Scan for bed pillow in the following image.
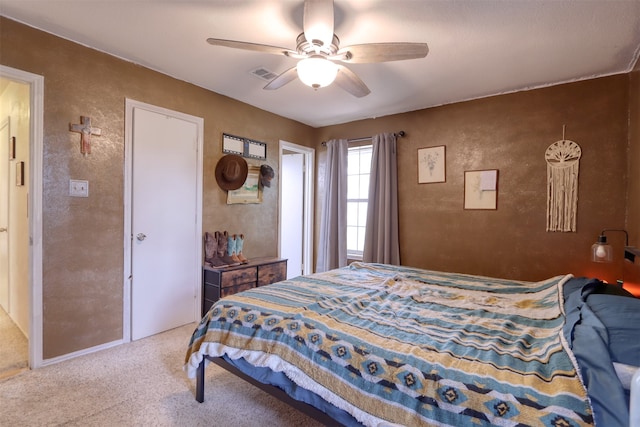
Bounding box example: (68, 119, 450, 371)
(586, 293, 640, 366)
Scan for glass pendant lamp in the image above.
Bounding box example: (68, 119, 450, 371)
(297, 56, 338, 89)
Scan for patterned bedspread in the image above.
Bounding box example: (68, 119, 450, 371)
(185, 263, 593, 426)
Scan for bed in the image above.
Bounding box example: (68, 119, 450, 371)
(184, 262, 640, 426)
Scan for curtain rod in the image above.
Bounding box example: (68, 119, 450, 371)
(321, 131, 405, 146)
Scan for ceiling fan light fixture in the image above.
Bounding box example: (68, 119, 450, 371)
(297, 56, 338, 89)
(303, 0, 334, 49)
(206, 0, 428, 97)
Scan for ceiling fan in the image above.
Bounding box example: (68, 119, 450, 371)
(206, 0, 429, 97)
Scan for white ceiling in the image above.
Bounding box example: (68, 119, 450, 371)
(2, 1, 640, 128)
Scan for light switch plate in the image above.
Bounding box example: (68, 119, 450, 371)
(69, 179, 89, 197)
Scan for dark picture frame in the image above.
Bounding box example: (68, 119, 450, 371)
(464, 169, 498, 210)
(16, 161, 24, 186)
(9, 136, 16, 160)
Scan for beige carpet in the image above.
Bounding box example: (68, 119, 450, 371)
(0, 323, 326, 426)
(0, 307, 28, 379)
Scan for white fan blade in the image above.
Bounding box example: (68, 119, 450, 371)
(207, 38, 296, 56)
(337, 43, 429, 63)
(263, 67, 299, 90)
(334, 65, 370, 98)
(303, 0, 334, 49)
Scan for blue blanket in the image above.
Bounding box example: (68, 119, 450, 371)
(186, 263, 593, 426)
(563, 278, 637, 427)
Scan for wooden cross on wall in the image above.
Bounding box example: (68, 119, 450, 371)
(69, 116, 102, 155)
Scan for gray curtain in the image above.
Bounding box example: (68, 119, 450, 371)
(316, 139, 349, 272)
(363, 133, 400, 265)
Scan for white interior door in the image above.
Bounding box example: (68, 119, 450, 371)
(279, 141, 314, 278)
(0, 118, 9, 311)
(130, 106, 201, 340)
(281, 153, 304, 278)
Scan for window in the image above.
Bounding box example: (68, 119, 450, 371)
(347, 144, 372, 259)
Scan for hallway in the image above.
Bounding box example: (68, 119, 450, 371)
(0, 307, 27, 379)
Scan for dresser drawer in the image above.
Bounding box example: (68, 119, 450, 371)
(221, 282, 254, 298)
(203, 268, 220, 285)
(258, 260, 287, 287)
(202, 298, 215, 316)
(202, 257, 287, 317)
(219, 267, 257, 288)
(203, 283, 220, 302)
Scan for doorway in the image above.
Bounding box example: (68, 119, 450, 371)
(278, 141, 314, 278)
(0, 115, 28, 378)
(123, 99, 203, 341)
(1, 117, 10, 312)
(0, 65, 45, 369)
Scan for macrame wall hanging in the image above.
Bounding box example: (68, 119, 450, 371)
(545, 126, 581, 232)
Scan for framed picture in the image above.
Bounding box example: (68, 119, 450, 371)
(222, 133, 244, 155)
(227, 165, 262, 204)
(245, 139, 266, 159)
(9, 136, 16, 160)
(16, 161, 24, 186)
(464, 169, 498, 210)
(222, 133, 267, 160)
(418, 145, 445, 183)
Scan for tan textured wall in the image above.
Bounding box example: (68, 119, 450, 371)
(0, 18, 313, 358)
(315, 76, 629, 284)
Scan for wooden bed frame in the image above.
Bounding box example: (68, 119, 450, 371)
(195, 356, 342, 426)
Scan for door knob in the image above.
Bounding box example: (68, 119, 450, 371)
(0, 227, 6, 232)
(136, 233, 147, 241)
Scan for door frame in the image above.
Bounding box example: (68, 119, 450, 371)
(1, 117, 10, 312)
(0, 65, 44, 368)
(123, 99, 203, 342)
(278, 141, 314, 276)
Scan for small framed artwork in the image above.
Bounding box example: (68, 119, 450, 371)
(222, 133, 244, 155)
(418, 145, 445, 183)
(222, 133, 267, 160)
(16, 161, 24, 186)
(9, 136, 16, 160)
(245, 139, 267, 160)
(227, 165, 262, 204)
(464, 169, 498, 210)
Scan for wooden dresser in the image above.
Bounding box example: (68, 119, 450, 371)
(202, 257, 287, 316)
